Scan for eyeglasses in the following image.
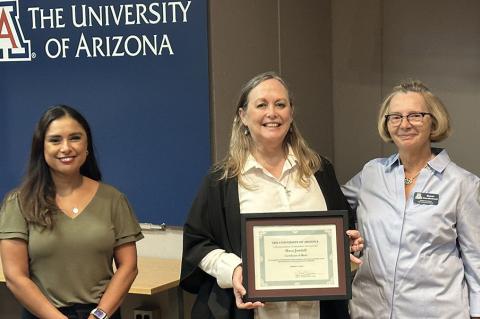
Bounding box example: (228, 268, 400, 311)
(385, 112, 431, 126)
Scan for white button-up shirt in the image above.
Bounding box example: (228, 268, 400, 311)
(200, 149, 327, 319)
(342, 149, 480, 319)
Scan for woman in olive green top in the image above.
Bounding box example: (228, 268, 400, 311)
(0, 105, 143, 319)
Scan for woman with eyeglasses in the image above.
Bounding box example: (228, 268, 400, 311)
(342, 80, 480, 319)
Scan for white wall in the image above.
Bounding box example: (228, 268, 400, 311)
(137, 228, 183, 259)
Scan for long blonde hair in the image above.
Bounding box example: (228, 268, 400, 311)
(213, 72, 321, 187)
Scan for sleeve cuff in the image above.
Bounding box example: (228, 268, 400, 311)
(199, 249, 242, 289)
(0, 232, 28, 241)
(115, 232, 144, 247)
(216, 253, 242, 288)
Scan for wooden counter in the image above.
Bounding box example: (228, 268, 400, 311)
(129, 257, 181, 295)
(0, 256, 181, 295)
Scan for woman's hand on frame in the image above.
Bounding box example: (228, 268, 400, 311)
(232, 265, 264, 310)
(347, 230, 364, 265)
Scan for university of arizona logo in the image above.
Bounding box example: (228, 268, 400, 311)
(0, 0, 31, 62)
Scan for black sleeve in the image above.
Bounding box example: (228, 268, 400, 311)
(179, 174, 252, 319)
(180, 174, 217, 293)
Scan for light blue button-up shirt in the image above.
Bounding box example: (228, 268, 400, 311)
(342, 149, 480, 319)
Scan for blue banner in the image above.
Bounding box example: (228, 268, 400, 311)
(0, 0, 210, 225)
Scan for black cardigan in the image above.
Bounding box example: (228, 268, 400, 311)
(180, 157, 353, 319)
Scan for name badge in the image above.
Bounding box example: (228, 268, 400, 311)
(413, 192, 439, 205)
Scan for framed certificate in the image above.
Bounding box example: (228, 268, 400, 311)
(240, 210, 351, 302)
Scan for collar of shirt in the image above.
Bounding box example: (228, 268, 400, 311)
(428, 148, 450, 174)
(242, 146, 298, 178)
(384, 147, 451, 174)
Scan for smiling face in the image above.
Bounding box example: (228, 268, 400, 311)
(239, 78, 293, 151)
(387, 92, 433, 153)
(43, 116, 88, 177)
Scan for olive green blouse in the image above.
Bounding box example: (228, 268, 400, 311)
(0, 183, 143, 307)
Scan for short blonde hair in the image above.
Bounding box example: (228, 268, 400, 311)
(377, 80, 451, 143)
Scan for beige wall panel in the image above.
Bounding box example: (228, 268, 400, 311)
(279, 0, 334, 160)
(383, 1, 480, 175)
(332, 1, 383, 183)
(209, 1, 280, 161)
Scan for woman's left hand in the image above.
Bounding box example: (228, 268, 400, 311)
(347, 230, 364, 265)
(232, 265, 264, 310)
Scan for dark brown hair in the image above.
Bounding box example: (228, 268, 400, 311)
(17, 105, 101, 228)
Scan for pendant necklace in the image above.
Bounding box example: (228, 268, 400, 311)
(57, 177, 83, 215)
(283, 182, 291, 196)
(404, 165, 427, 185)
(404, 173, 420, 185)
(403, 152, 434, 185)
(282, 158, 293, 196)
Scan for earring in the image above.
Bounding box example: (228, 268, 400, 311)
(244, 127, 250, 136)
(86, 150, 89, 156)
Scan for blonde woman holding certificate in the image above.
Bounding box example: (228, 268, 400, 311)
(181, 72, 363, 319)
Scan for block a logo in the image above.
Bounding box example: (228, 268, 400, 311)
(0, 0, 31, 62)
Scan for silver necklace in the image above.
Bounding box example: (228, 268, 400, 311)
(404, 165, 427, 185)
(404, 173, 421, 185)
